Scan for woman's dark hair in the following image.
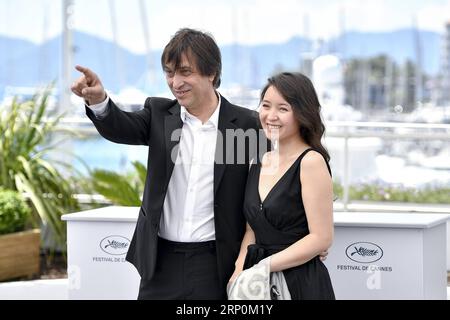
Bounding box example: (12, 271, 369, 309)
(260, 72, 330, 162)
(161, 28, 222, 88)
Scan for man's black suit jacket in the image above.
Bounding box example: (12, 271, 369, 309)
(86, 94, 264, 290)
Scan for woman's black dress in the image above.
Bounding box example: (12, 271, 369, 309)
(243, 148, 335, 300)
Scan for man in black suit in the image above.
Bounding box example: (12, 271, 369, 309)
(71, 28, 265, 299)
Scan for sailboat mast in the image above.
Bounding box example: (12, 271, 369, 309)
(339, 6, 346, 61)
(139, 0, 153, 88)
(413, 16, 424, 104)
(108, 0, 125, 90)
(39, 1, 50, 85)
(61, 0, 75, 113)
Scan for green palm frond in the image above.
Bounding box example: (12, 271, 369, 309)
(91, 169, 142, 206)
(132, 161, 147, 190)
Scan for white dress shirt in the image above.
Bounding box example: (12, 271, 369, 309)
(88, 95, 221, 242)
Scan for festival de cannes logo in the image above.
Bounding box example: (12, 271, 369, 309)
(100, 236, 130, 255)
(345, 242, 383, 263)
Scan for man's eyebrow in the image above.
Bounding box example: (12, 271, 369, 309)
(163, 65, 192, 71)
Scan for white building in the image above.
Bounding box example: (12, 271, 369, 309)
(312, 54, 362, 121)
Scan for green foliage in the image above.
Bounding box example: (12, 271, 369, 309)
(0, 188, 32, 235)
(333, 182, 343, 201)
(132, 161, 147, 189)
(90, 161, 146, 206)
(0, 86, 81, 249)
(333, 181, 450, 204)
(343, 55, 421, 111)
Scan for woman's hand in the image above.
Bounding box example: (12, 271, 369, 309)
(228, 269, 242, 284)
(319, 249, 328, 261)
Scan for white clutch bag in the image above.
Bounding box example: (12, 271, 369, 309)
(227, 256, 291, 300)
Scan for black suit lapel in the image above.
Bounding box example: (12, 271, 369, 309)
(214, 96, 238, 196)
(164, 104, 183, 182)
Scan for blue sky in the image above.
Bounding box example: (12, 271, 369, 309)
(1, 0, 450, 54)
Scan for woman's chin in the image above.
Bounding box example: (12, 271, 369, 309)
(264, 130, 280, 141)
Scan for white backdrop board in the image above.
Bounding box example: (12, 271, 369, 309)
(63, 208, 449, 300)
(62, 206, 140, 300)
(324, 212, 449, 300)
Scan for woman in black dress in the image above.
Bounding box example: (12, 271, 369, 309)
(229, 72, 335, 299)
